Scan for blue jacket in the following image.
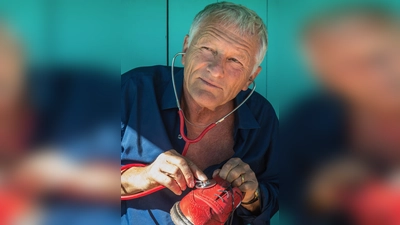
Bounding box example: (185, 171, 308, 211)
(121, 66, 279, 225)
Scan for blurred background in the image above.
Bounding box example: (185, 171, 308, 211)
(278, 1, 400, 225)
(0, 0, 120, 224)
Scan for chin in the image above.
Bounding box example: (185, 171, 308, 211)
(196, 100, 219, 111)
(192, 95, 221, 111)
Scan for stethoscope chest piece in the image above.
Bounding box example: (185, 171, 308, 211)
(195, 179, 217, 189)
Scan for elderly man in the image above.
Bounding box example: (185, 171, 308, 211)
(121, 2, 278, 224)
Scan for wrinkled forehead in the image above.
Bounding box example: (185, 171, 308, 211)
(192, 21, 259, 59)
(198, 16, 262, 42)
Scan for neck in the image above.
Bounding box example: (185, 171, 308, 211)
(181, 86, 234, 127)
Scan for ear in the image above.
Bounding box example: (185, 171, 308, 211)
(242, 66, 261, 91)
(181, 35, 189, 65)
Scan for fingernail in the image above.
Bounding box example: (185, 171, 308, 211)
(190, 180, 194, 188)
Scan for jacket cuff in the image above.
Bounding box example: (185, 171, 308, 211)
(235, 184, 276, 225)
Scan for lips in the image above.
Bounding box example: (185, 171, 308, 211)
(199, 78, 222, 89)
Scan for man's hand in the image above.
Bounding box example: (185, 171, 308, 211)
(122, 150, 207, 196)
(213, 158, 259, 203)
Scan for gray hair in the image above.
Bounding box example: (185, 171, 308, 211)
(188, 2, 268, 69)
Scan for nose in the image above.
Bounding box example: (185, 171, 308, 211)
(207, 56, 225, 78)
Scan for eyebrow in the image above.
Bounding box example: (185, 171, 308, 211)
(197, 38, 250, 61)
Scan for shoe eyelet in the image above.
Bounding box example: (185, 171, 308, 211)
(195, 179, 217, 189)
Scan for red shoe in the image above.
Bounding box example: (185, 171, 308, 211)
(170, 175, 243, 225)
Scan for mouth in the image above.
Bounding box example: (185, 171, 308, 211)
(199, 78, 222, 89)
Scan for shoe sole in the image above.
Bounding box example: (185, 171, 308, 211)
(170, 201, 194, 225)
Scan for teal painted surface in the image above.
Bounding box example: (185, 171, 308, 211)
(121, 0, 167, 73)
(0, 0, 121, 68)
(48, 1, 120, 66)
(265, 0, 280, 115)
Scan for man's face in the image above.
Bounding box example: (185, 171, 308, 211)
(181, 22, 261, 111)
(304, 20, 400, 112)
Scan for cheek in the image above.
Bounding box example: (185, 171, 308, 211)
(185, 55, 215, 81)
(186, 52, 210, 70)
(225, 70, 249, 93)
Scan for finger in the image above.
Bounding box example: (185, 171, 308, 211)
(168, 150, 207, 181)
(186, 159, 207, 181)
(219, 158, 241, 180)
(212, 169, 221, 178)
(226, 166, 247, 183)
(240, 182, 257, 201)
(160, 163, 187, 191)
(153, 170, 182, 195)
(232, 173, 245, 187)
(165, 149, 179, 156)
(165, 155, 195, 187)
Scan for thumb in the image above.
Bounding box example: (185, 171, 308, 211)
(193, 170, 208, 181)
(186, 159, 207, 181)
(212, 169, 221, 178)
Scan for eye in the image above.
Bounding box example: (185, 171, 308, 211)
(201, 46, 212, 51)
(229, 58, 242, 65)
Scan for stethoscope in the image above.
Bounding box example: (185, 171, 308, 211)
(121, 52, 256, 200)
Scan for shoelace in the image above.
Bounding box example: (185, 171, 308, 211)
(213, 186, 237, 225)
(227, 186, 236, 225)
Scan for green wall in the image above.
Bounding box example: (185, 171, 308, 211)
(0, 0, 119, 68)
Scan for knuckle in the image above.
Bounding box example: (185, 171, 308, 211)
(249, 171, 256, 178)
(186, 159, 194, 167)
(229, 169, 240, 177)
(157, 153, 167, 161)
(152, 172, 164, 183)
(176, 157, 185, 165)
(232, 158, 241, 163)
(171, 166, 179, 174)
(165, 178, 174, 186)
(182, 168, 191, 175)
(242, 183, 252, 191)
(223, 163, 232, 170)
(243, 163, 251, 170)
(233, 179, 241, 187)
(175, 173, 182, 181)
(184, 172, 192, 179)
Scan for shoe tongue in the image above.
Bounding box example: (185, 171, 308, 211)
(213, 175, 230, 188)
(213, 176, 244, 207)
